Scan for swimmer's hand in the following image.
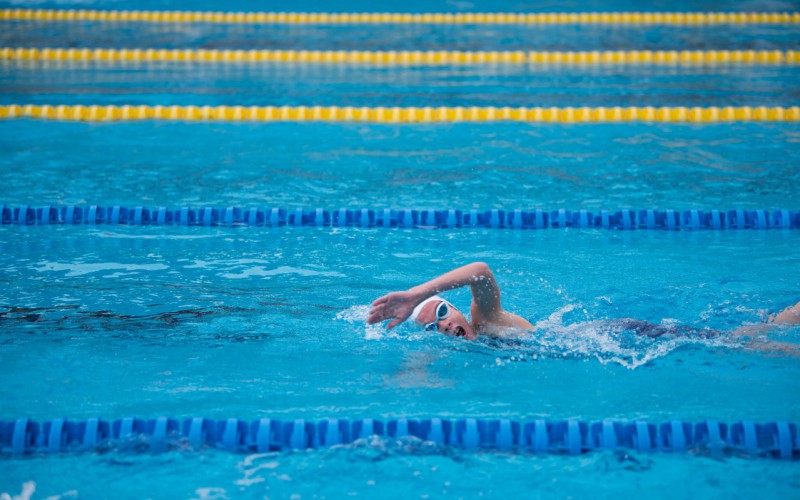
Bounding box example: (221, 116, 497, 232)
(368, 291, 419, 329)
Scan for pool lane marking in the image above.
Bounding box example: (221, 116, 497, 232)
(1, 9, 799, 24)
(0, 417, 794, 456)
(1, 105, 798, 122)
(3, 48, 798, 65)
(5, 206, 797, 230)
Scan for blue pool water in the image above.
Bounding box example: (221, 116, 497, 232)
(1, 0, 800, 498)
(1, 122, 799, 209)
(1, 227, 799, 497)
(3, 63, 800, 107)
(4, 21, 800, 51)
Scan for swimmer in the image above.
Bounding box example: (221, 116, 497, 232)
(368, 262, 532, 340)
(367, 262, 800, 342)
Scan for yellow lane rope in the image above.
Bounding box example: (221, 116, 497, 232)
(3, 48, 798, 65)
(1, 105, 798, 122)
(1, 9, 799, 24)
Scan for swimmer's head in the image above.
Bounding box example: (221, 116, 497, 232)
(411, 296, 476, 340)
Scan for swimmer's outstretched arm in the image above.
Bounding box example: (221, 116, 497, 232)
(367, 262, 502, 329)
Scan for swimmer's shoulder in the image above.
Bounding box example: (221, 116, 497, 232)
(502, 310, 535, 332)
(475, 311, 535, 337)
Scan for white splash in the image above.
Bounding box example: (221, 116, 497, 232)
(527, 304, 729, 369)
(335, 305, 386, 339)
(190, 487, 228, 500)
(0, 482, 35, 500)
(335, 305, 433, 342)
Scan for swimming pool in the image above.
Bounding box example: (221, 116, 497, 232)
(1, 0, 799, 498)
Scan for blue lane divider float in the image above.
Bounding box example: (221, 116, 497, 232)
(0, 418, 797, 458)
(2, 205, 799, 230)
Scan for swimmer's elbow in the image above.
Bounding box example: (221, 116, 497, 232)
(470, 262, 494, 280)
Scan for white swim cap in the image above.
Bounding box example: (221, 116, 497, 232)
(410, 295, 454, 325)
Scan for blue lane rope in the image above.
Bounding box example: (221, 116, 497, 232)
(2, 205, 799, 230)
(0, 418, 796, 458)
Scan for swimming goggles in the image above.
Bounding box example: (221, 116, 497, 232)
(423, 301, 452, 332)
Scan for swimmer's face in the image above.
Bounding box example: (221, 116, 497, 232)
(417, 300, 476, 340)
